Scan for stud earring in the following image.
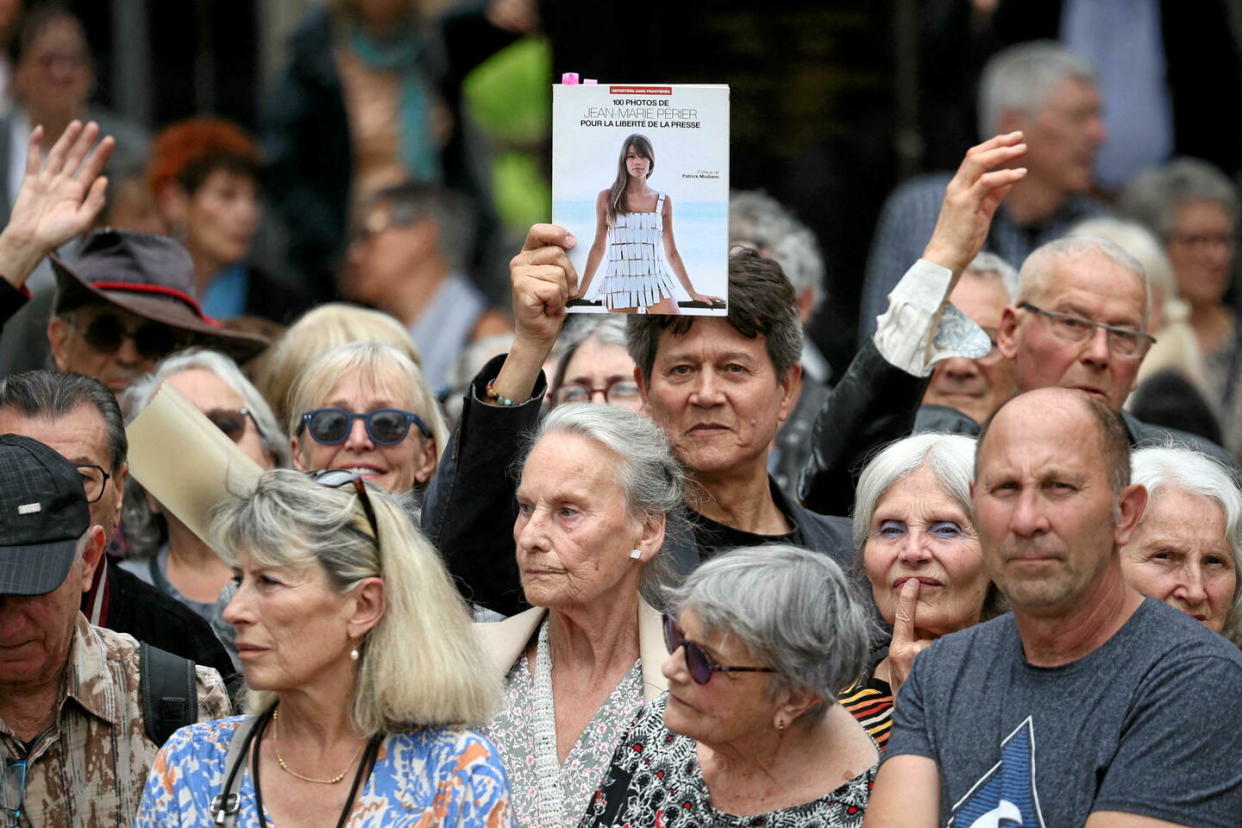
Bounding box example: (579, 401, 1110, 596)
(630, 548, 642, 559)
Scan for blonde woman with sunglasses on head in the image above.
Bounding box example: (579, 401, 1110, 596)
(135, 469, 510, 826)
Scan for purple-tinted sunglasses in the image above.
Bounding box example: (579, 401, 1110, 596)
(662, 613, 777, 685)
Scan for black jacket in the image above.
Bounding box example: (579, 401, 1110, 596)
(799, 339, 934, 518)
(91, 558, 237, 688)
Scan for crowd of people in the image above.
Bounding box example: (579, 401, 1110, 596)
(0, 2, 1241, 827)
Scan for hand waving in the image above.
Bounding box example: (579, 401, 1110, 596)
(922, 131, 1028, 275)
(10, 121, 115, 252)
(0, 121, 115, 289)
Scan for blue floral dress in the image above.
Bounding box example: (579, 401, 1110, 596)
(134, 716, 514, 826)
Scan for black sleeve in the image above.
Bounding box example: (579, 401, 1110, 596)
(0, 278, 29, 335)
(798, 339, 931, 517)
(421, 353, 546, 617)
(104, 560, 239, 697)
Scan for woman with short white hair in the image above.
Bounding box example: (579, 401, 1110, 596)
(136, 469, 510, 824)
(1122, 446, 1242, 645)
(582, 545, 878, 826)
(477, 402, 682, 826)
(843, 432, 999, 748)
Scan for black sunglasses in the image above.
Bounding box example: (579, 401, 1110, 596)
(68, 311, 189, 361)
(662, 613, 777, 685)
(206, 408, 261, 445)
(300, 408, 432, 447)
(311, 469, 380, 544)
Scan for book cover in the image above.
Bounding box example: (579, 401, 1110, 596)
(553, 83, 730, 316)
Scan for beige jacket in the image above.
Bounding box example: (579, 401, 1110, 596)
(475, 601, 667, 702)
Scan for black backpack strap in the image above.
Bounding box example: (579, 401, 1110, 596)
(140, 641, 198, 746)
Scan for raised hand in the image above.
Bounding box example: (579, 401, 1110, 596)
(922, 131, 1028, 275)
(886, 578, 935, 697)
(509, 223, 578, 348)
(490, 224, 578, 404)
(0, 121, 116, 288)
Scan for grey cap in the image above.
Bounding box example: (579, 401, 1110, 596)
(0, 434, 90, 595)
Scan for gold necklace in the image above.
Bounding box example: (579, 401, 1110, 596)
(271, 707, 367, 785)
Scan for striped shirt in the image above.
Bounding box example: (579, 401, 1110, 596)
(0, 614, 230, 826)
(841, 673, 894, 750)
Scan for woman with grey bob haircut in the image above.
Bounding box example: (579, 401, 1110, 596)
(845, 433, 997, 750)
(136, 469, 511, 823)
(478, 402, 684, 827)
(1123, 446, 1242, 646)
(581, 545, 879, 827)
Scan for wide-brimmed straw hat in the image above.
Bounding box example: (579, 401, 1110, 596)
(52, 229, 268, 362)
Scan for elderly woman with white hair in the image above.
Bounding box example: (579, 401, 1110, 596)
(136, 469, 510, 824)
(122, 348, 289, 620)
(841, 432, 999, 749)
(477, 403, 682, 827)
(582, 545, 878, 826)
(1122, 446, 1242, 645)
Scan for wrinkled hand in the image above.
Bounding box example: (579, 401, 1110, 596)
(922, 131, 1027, 274)
(7, 121, 115, 255)
(509, 224, 578, 347)
(887, 578, 934, 697)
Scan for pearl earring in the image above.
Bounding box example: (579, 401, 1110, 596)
(350, 648, 360, 661)
(630, 548, 642, 560)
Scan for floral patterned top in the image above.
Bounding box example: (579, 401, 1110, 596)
(578, 696, 876, 828)
(485, 651, 644, 826)
(134, 716, 514, 826)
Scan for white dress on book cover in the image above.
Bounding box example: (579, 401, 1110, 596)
(596, 191, 677, 309)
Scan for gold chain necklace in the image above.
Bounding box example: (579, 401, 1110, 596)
(272, 707, 367, 785)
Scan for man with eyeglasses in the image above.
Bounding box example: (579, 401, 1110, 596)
(0, 434, 229, 826)
(994, 234, 1228, 464)
(0, 370, 236, 686)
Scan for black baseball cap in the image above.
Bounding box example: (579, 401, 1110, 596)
(0, 434, 91, 595)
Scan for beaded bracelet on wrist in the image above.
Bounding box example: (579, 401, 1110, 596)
(484, 380, 519, 406)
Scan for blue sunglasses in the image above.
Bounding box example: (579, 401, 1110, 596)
(299, 408, 432, 446)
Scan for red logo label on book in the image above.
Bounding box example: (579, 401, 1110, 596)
(608, 86, 673, 95)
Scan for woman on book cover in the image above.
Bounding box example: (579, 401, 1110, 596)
(573, 134, 723, 313)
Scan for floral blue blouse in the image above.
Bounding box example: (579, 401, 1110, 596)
(134, 716, 514, 826)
